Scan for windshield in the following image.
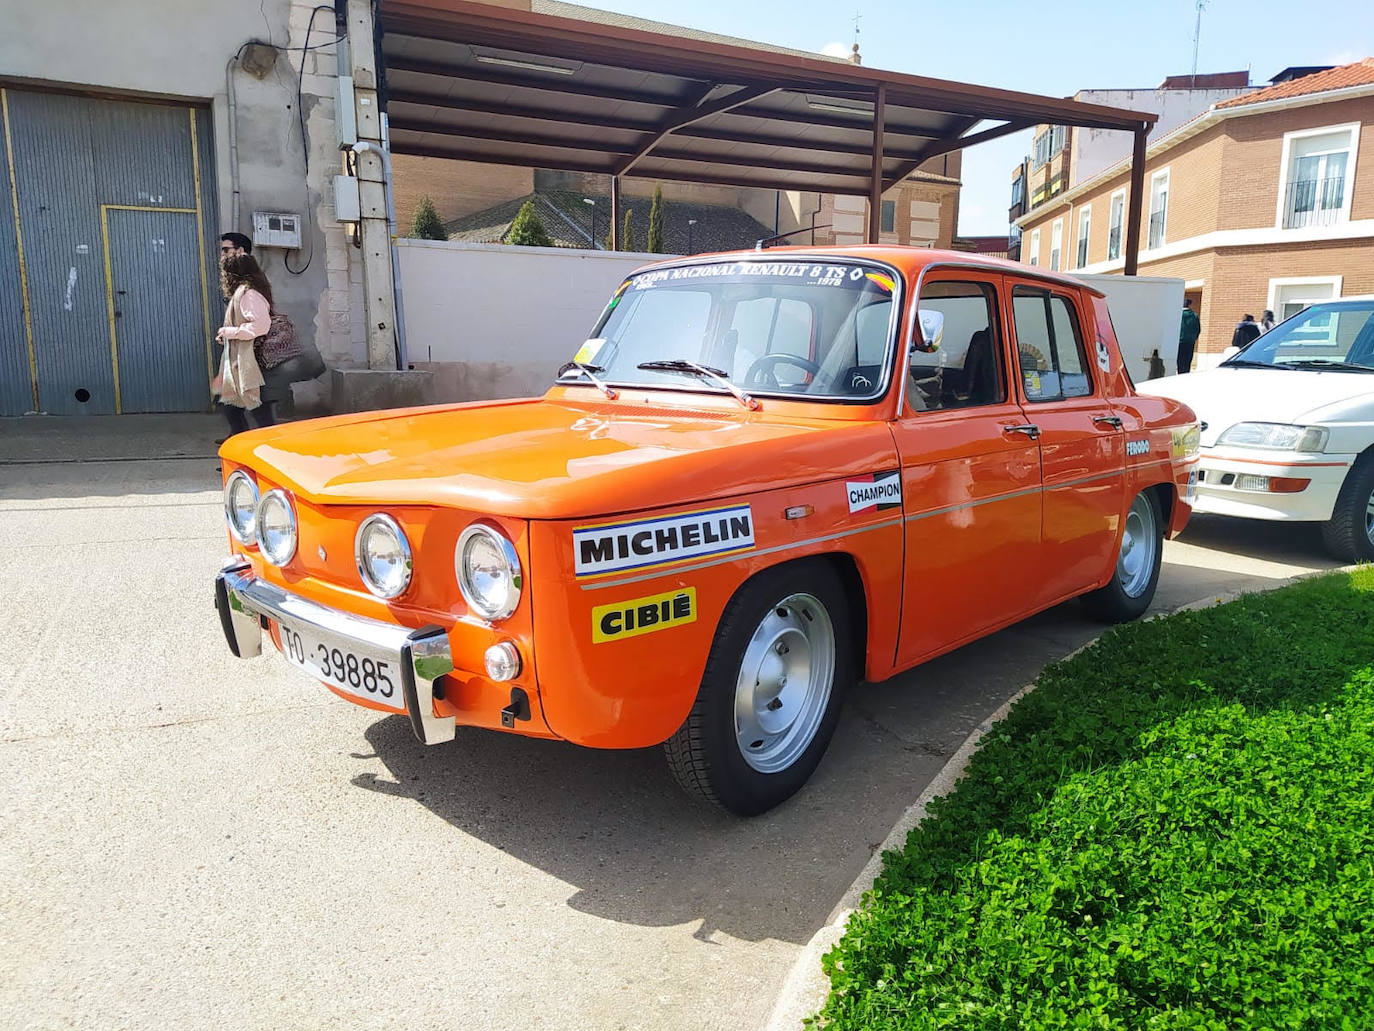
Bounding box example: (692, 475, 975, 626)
(560, 259, 900, 401)
(1223, 299, 1374, 370)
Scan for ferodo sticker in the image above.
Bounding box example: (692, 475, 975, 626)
(573, 504, 755, 578)
(593, 587, 697, 643)
(846, 470, 902, 514)
(1126, 438, 1151, 457)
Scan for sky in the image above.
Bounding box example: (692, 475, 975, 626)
(582, 0, 1374, 236)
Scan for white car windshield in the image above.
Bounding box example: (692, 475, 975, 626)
(560, 259, 900, 401)
(1225, 299, 1374, 371)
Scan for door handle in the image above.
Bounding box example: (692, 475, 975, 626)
(1003, 423, 1040, 440)
(1093, 415, 1124, 429)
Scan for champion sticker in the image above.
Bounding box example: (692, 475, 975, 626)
(1126, 438, 1150, 457)
(846, 470, 903, 514)
(592, 587, 697, 643)
(573, 504, 755, 578)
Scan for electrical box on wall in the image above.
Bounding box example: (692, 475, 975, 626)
(333, 175, 361, 223)
(335, 75, 357, 149)
(252, 211, 302, 249)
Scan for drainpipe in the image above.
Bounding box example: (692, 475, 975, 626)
(226, 55, 241, 227)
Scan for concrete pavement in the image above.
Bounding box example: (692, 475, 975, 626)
(0, 415, 1341, 1030)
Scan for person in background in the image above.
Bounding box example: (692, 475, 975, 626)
(1261, 309, 1276, 333)
(219, 232, 252, 261)
(1177, 297, 1201, 375)
(1231, 313, 1262, 352)
(213, 254, 276, 435)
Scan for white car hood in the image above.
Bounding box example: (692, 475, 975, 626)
(1141, 368, 1374, 446)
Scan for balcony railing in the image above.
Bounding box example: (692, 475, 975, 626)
(1148, 210, 1166, 249)
(1283, 176, 1346, 229)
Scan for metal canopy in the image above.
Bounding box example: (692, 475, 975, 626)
(379, 0, 1158, 266)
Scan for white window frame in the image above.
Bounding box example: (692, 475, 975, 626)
(1076, 207, 1091, 268)
(1274, 121, 1361, 228)
(1265, 275, 1343, 319)
(1049, 218, 1063, 271)
(1107, 188, 1126, 261)
(1147, 168, 1170, 249)
(1027, 228, 1040, 266)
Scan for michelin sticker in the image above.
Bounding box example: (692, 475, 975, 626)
(846, 470, 903, 514)
(573, 504, 755, 578)
(1125, 438, 1150, 457)
(592, 587, 697, 643)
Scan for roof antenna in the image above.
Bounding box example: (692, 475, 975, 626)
(1190, 0, 1207, 88)
(850, 10, 862, 65)
(756, 225, 833, 250)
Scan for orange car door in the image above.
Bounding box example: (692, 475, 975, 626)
(891, 273, 1043, 669)
(1006, 279, 1125, 608)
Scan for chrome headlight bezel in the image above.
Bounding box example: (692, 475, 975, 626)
(255, 489, 298, 566)
(456, 523, 523, 621)
(1216, 422, 1328, 452)
(355, 513, 413, 599)
(224, 470, 260, 546)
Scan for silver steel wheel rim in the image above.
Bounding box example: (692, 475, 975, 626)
(1117, 494, 1158, 598)
(734, 592, 835, 774)
(1364, 488, 1374, 545)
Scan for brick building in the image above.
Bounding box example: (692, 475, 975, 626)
(1015, 60, 1374, 361)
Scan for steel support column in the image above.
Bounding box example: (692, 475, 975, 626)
(1124, 126, 1148, 277)
(867, 84, 886, 244)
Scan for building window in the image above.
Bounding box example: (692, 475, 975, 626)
(1148, 169, 1169, 249)
(1107, 189, 1126, 261)
(1279, 124, 1358, 229)
(1010, 173, 1025, 207)
(1028, 228, 1040, 266)
(880, 199, 896, 234)
(1050, 218, 1063, 272)
(1267, 277, 1342, 321)
(1076, 207, 1091, 268)
(1032, 125, 1066, 169)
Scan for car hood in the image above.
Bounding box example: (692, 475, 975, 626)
(1140, 367, 1374, 446)
(221, 398, 897, 519)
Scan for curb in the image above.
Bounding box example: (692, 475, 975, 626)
(762, 563, 1358, 1031)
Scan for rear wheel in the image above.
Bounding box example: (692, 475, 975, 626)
(1083, 490, 1163, 623)
(1321, 455, 1374, 562)
(664, 562, 852, 816)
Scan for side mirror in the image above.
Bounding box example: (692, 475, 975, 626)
(912, 309, 944, 353)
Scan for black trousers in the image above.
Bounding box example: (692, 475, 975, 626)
(1177, 338, 1197, 375)
(220, 401, 276, 436)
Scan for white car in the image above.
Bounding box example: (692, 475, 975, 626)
(1144, 296, 1374, 561)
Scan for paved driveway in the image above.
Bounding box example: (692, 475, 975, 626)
(0, 416, 1341, 1031)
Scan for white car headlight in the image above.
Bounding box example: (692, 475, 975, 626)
(355, 514, 412, 599)
(1216, 422, 1328, 452)
(456, 523, 522, 620)
(224, 470, 259, 545)
(255, 489, 297, 566)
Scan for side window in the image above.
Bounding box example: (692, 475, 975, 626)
(907, 281, 1004, 413)
(1012, 287, 1094, 401)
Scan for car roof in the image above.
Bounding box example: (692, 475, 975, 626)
(631, 246, 1107, 297)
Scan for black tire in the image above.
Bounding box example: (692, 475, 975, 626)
(664, 561, 853, 816)
(1082, 489, 1164, 623)
(1321, 454, 1374, 562)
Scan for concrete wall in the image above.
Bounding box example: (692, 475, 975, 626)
(2, 0, 362, 411)
(396, 239, 668, 400)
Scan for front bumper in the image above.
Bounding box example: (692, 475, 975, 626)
(214, 557, 456, 746)
(1190, 449, 1352, 522)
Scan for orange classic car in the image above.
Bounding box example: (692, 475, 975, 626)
(215, 247, 1200, 815)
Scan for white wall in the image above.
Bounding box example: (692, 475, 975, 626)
(1075, 273, 1185, 381)
(397, 240, 671, 400)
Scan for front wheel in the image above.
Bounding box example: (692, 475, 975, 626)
(1082, 490, 1164, 623)
(1320, 455, 1374, 562)
(664, 562, 852, 816)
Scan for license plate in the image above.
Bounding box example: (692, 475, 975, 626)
(274, 617, 405, 712)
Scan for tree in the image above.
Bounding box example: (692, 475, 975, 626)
(621, 209, 636, 252)
(507, 200, 554, 248)
(409, 196, 447, 240)
(646, 184, 666, 253)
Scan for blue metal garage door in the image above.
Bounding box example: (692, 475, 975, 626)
(0, 87, 219, 415)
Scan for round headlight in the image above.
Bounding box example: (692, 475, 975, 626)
(355, 514, 412, 599)
(456, 523, 522, 620)
(224, 470, 259, 545)
(255, 489, 297, 566)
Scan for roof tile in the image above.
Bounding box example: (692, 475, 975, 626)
(1216, 58, 1374, 108)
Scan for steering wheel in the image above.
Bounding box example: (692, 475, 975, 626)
(743, 353, 821, 389)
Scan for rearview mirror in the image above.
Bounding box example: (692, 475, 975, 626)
(912, 309, 944, 353)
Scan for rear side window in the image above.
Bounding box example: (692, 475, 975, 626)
(1012, 287, 1093, 400)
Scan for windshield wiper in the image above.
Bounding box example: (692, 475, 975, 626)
(636, 360, 761, 410)
(1221, 359, 1296, 370)
(1283, 359, 1374, 373)
(557, 361, 618, 399)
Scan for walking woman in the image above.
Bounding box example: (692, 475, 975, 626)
(213, 253, 276, 435)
